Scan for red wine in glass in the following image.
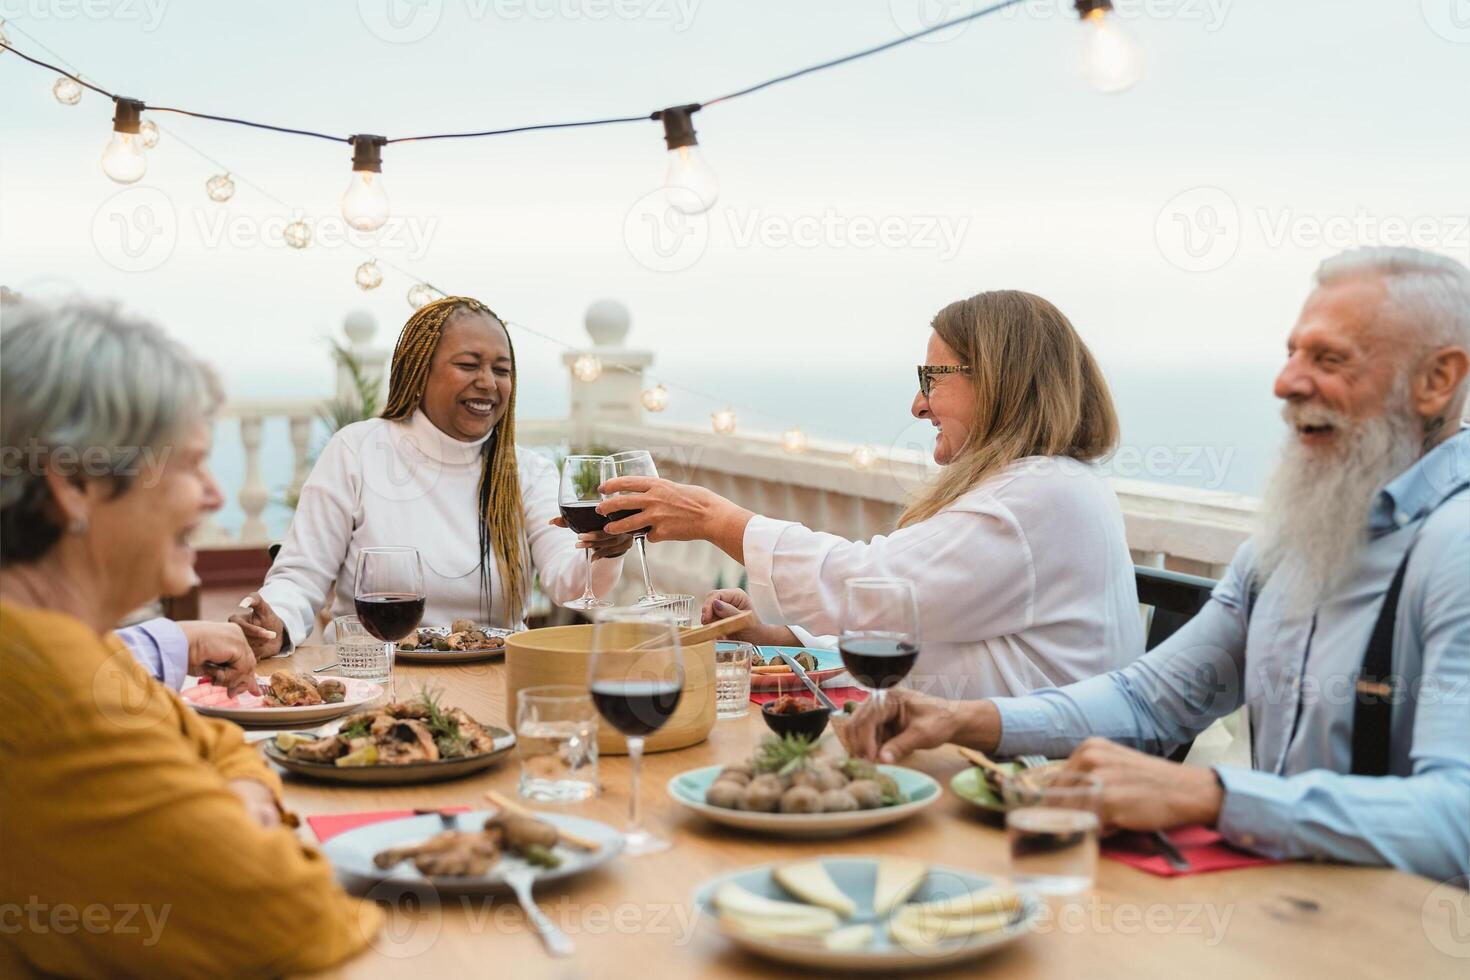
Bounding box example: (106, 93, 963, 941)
(838, 638, 919, 690)
(605, 507, 643, 530)
(590, 679, 683, 736)
(354, 593, 427, 642)
(560, 502, 611, 535)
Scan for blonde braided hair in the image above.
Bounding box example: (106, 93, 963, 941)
(381, 296, 528, 621)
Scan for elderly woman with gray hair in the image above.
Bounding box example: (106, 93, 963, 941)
(0, 299, 377, 975)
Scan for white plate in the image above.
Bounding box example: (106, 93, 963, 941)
(667, 764, 941, 837)
(693, 857, 1041, 972)
(182, 675, 382, 726)
(323, 810, 623, 896)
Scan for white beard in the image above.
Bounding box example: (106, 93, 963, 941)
(1253, 397, 1422, 616)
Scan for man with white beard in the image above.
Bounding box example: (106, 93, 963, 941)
(843, 246, 1470, 880)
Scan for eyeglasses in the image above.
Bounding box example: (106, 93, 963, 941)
(917, 364, 970, 398)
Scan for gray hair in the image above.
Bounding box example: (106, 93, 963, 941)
(0, 297, 222, 564)
(1314, 247, 1470, 352)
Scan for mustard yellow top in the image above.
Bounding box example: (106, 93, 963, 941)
(0, 601, 381, 977)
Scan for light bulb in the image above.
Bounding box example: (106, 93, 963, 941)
(100, 98, 148, 184)
(851, 445, 877, 470)
(571, 354, 603, 382)
(1078, 4, 1140, 94)
(641, 384, 669, 413)
(0, 19, 10, 52)
(407, 283, 442, 309)
(138, 119, 160, 148)
(711, 407, 737, 435)
(205, 173, 235, 202)
(355, 260, 383, 291)
(781, 427, 808, 454)
(53, 75, 82, 105)
(664, 145, 719, 215)
(657, 104, 718, 215)
(283, 220, 311, 249)
(342, 134, 389, 232)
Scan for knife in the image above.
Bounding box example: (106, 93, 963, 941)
(775, 651, 841, 714)
(1151, 830, 1192, 872)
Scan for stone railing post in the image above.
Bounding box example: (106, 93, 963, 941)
(340, 310, 389, 411)
(238, 416, 269, 544)
(563, 299, 653, 452)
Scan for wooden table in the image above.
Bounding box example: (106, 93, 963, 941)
(278, 646, 1466, 979)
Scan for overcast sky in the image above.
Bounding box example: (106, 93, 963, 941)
(3, 0, 1467, 443)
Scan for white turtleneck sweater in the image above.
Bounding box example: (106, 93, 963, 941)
(259, 410, 621, 643)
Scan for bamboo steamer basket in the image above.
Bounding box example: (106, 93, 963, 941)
(505, 624, 716, 755)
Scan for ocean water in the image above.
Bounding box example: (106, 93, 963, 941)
(208, 361, 1284, 541)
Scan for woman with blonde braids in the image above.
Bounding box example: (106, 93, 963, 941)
(233, 297, 629, 655)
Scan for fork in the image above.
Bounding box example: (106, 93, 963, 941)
(1016, 754, 1050, 771)
(503, 866, 574, 958)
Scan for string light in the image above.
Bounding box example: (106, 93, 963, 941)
(851, 445, 877, 470)
(641, 384, 669, 413)
(407, 283, 443, 310)
(342, 134, 389, 232)
(138, 119, 160, 148)
(52, 75, 81, 105)
(712, 407, 738, 435)
(780, 427, 808, 454)
(1075, 0, 1140, 94)
(354, 260, 383, 290)
(571, 354, 603, 382)
(283, 220, 311, 249)
(205, 172, 235, 201)
(655, 104, 718, 215)
(100, 98, 147, 184)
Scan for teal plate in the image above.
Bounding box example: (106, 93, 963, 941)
(668, 763, 940, 837)
(751, 645, 848, 692)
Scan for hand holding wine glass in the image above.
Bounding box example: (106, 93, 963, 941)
(839, 577, 920, 709)
(558, 455, 612, 610)
(588, 607, 685, 855)
(600, 450, 667, 605)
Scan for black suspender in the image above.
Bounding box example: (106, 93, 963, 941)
(1350, 547, 1414, 777)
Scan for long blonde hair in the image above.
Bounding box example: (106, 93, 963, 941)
(897, 290, 1119, 528)
(380, 296, 528, 620)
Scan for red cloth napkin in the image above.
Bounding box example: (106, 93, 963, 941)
(749, 688, 868, 706)
(1102, 825, 1277, 877)
(307, 807, 471, 844)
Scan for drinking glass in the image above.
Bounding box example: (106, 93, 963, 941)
(558, 455, 612, 610)
(714, 641, 753, 719)
(642, 593, 695, 628)
(516, 685, 599, 803)
(838, 577, 920, 710)
(334, 614, 393, 686)
(600, 450, 667, 605)
(1003, 772, 1103, 895)
(588, 607, 685, 855)
(353, 547, 427, 677)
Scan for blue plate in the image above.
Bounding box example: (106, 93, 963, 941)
(751, 645, 849, 691)
(668, 763, 941, 837)
(692, 856, 1040, 972)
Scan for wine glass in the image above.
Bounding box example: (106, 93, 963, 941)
(353, 547, 427, 671)
(558, 454, 612, 610)
(600, 450, 667, 605)
(588, 607, 685, 855)
(838, 577, 920, 710)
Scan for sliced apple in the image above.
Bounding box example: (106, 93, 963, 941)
(773, 861, 857, 918)
(872, 858, 927, 916)
(823, 924, 875, 952)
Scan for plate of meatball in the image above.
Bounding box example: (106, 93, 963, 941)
(666, 735, 942, 837)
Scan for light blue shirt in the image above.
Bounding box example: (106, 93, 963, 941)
(115, 618, 190, 691)
(993, 428, 1470, 880)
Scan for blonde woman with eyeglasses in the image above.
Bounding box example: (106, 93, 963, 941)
(600, 290, 1142, 699)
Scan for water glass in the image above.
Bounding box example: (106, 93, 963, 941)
(714, 641, 753, 719)
(1003, 772, 1103, 895)
(642, 593, 695, 628)
(516, 686, 599, 803)
(334, 615, 393, 685)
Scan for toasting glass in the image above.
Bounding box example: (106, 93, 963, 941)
(558, 454, 612, 610)
(838, 577, 920, 710)
(600, 450, 667, 605)
(353, 547, 427, 651)
(588, 607, 685, 855)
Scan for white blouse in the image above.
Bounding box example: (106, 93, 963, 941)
(259, 410, 621, 644)
(743, 456, 1142, 700)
